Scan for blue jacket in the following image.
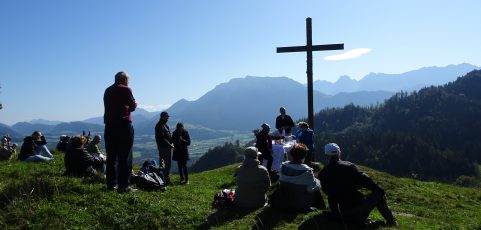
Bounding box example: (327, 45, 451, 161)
(295, 128, 314, 151)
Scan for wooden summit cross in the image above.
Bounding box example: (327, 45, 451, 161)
(277, 17, 344, 129)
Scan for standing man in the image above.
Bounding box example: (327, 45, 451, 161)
(155, 111, 173, 184)
(275, 107, 295, 135)
(104, 71, 137, 193)
(319, 143, 397, 227)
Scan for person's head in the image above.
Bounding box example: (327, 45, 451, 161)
(70, 135, 87, 149)
(289, 143, 308, 164)
(261, 123, 270, 132)
(324, 143, 341, 161)
(279, 107, 286, 115)
(115, 71, 129, 85)
(32, 131, 42, 139)
(176, 122, 184, 130)
(297, 121, 309, 131)
(93, 134, 101, 144)
(160, 111, 170, 122)
(244, 147, 261, 160)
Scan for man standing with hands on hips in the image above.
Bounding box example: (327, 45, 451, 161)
(155, 111, 173, 184)
(103, 71, 137, 193)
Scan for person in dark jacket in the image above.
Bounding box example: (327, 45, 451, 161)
(18, 131, 54, 162)
(172, 122, 191, 184)
(64, 135, 105, 177)
(275, 107, 295, 135)
(319, 143, 397, 227)
(155, 111, 173, 184)
(255, 123, 284, 172)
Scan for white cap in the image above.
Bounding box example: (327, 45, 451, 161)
(324, 143, 341, 156)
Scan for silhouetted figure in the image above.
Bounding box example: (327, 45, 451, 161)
(255, 123, 284, 172)
(275, 107, 295, 135)
(155, 111, 173, 184)
(319, 143, 397, 227)
(172, 122, 191, 184)
(103, 71, 137, 193)
(64, 135, 105, 177)
(235, 147, 271, 209)
(56, 135, 70, 152)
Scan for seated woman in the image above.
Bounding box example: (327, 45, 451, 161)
(18, 134, 54, 162)
(271, 143, 325, 211)
(235, 147, 271, 209)
(64, 135, 105, 177)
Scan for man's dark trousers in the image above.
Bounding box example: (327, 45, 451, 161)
(105, 122, 134, 189)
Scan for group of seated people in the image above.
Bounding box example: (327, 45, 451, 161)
(235, 143, 398, 227)
(17, 131, 107, 177)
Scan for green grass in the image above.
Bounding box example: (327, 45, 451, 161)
(1, 150, 481, 229)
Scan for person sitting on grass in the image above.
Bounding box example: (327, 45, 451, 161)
(319, 143, 397, 227)
(270, 143, 325, 211)
(64, 135, 105, 177)
(235, 147, 271, 209)
(86, 134, 107, 173)
(56, 135, 70, 152)
(18, 131, 54, 162)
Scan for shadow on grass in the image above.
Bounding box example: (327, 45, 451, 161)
(298, 212, 385, 230)
(197, 206, 257, 229)
(251, 206, 300, 229)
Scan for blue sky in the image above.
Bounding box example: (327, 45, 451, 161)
(1, 1, 480, 125)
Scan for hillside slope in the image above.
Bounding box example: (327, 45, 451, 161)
(1, 153, 481, 229)
(313, 70, 481, 182)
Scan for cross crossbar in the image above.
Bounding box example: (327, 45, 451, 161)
(277, 44, 344, 53)
(275, 17, 344, 129)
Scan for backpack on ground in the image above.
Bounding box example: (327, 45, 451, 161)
(212, 189, 236, 208)
(131, 171, 166, 191)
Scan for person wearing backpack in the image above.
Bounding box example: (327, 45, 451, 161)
(172, 122, 191, 184)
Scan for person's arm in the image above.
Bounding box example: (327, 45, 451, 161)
(39, 135, 47, 145)
(263, 169, 271, 192)
(275, 116, 281, 130)
(287, 116, 295, 128)
(182, 131, 191, 146)
(352, 164, 384, 193)
(126, 87, 136, 112)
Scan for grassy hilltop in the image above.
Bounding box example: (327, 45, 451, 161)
(1, 151, 481, 229)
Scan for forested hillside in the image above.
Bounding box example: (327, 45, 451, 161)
(314, 70, 481, 183)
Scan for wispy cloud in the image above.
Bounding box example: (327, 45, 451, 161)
(324, 48, 372, 61)
(138, 104, 171, 112)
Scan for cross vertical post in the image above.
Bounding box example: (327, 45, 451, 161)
(277, 17, 344, 129)
(306, 18, 314, 128)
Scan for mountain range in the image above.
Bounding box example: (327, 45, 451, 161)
(1, 63, 478, 137)
(314, 63, 479, 95)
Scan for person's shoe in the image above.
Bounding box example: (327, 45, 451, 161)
(107, 185, 118, 191)
(179, 179, 185, 184)
(117, 187, 137, 193)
